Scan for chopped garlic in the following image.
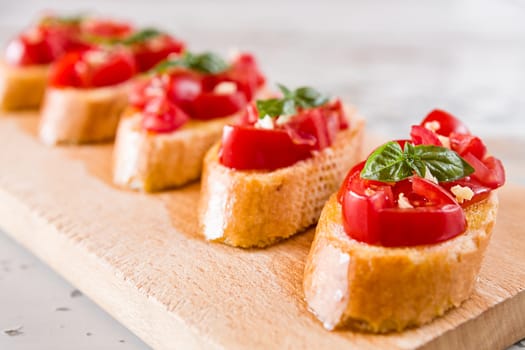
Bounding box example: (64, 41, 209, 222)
(424, 121, 441, 132)
(398, 193, 414, 209)
(84, 50, 110, 66)
(451, 185, 474, 204)
(437, 135, 451, 149)
(74, 61, 88, 76)
(147, 36, 165, 51)
(213, 81, 237, 95)
(275, 113, 294, 126)
(254, 115, 275, 129)
(25, 28, 43, 44)
(364, 188, 376, 196)
(424, 166, 438, 184)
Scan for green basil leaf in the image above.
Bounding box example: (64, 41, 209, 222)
(150, 52, 229, 75)
(256, 98, 297, 118)
(184, 52, 229, 74)
(413, 145, 475, 182)
(361, 141, 413, 181)
(277, 84, 293, 99)
(360, 141, 475, 183)
(294, 86, 329, 108)
(150, 59, 181, 73)
(122, 28, 161, 45)
(255, 84, 328, 119)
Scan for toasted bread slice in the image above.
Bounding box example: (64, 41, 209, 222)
(39, 84, 129, 145)
(113, 112, 235, 192)
(303, 191, 498, 332)
(198, 112, 365, 248)
(0, 60, 48, 110)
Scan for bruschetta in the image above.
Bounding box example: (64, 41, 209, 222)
(0, 15, 85, 110)
(113, 51, 266, 191)
(1, 14, 184, 112)
(39, 47, 136, 145)
(198, 85, 365, 248)
(303, 109, 506, 332)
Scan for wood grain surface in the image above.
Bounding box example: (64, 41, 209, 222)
(0, 113, 524, 350)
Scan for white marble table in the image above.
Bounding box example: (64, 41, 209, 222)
(1, 0, 524, 349)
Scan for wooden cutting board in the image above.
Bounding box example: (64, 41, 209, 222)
(0, 113, 524, 350)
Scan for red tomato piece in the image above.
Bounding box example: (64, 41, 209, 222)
(132, 34, 185, 72)
(166, 72, 203, 115)
(191, 91, 247, 120)
(81, 19, 133, 39)
(462, 153, 505, 189)
(89, 50, 136, 87)
(49, 48, 136, 88)
(141, 97, 189, 133)
(339, 161, 467, 247)
(219, 100, 347, 170)
(286, 106, 340, 150)
(421, 109, 470, 136)
(449, 132, 487, 159)
(441, 177, 492, 207)
(129, 79, 151, 109)
(5, 28, 62, 66)
(223, 53, 265, 100)
(219, 125, 312, 170)
(410, 125, 442, 146)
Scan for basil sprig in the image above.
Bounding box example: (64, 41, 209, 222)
(121, 28, 162, 45)
(360, 141, 474, 182)
(256, 84, 329, 119)
(151, 52, 229, 75)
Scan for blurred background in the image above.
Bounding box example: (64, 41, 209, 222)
(0, 0, 524, 349)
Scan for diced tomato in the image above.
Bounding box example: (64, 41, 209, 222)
(224, 53, 265, 100)
(410, 125, 442, 146)
(81, 19, 133, 39)
(219, 100, 347, 170)
(285, 104, 342, 150)
(192, 91, 247, 120)
(5, 28, 62, 66)
(339, 161, 467, 247)
(462, 153, 505, 189)
(49, 47, 136, 88)
(129, 79, 151, 109)
(132, 34, 185, 72)
(219, 125, 312, 170)
(141, 97, 189, 133)
(421, 109, 470, 136)
(166, 71, 202, 115)
(449, 132, 487, 159)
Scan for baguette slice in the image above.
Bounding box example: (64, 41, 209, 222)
(198, 111, 365, 248)
(0, 60, 48, 110)
(113, 112, 235, 192)
(39, 84, 129, 145)
(303, 191, 498, 332)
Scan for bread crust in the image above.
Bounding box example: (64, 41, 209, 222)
(0, 60, 48, 110)
(303, 191, 499, 332)
(39, 84, 129, 145)
(198, 112, 365, 248)
(113, 112, 234, 192)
